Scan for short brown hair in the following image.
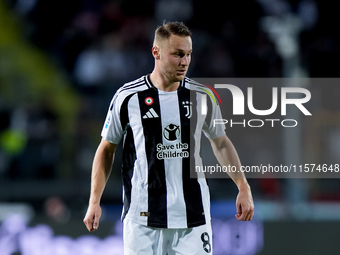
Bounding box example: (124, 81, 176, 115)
(154, 21, 191, 46)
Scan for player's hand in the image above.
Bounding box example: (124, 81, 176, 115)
(235, 185, 254, 221)
(83, 204, 102, 232)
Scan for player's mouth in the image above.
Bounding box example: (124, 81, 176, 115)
(177, 70, 186, 75)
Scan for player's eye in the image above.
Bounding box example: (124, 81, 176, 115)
(173, 52, 184, 57)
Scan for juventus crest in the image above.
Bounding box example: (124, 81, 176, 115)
(182, 101, 192, 118)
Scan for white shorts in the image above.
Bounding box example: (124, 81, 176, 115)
(123, 219, 212, 255)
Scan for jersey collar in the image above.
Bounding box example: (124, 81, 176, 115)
(145, 74, 185, 91)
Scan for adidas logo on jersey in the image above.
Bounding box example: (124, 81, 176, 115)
(143, 108, 159, 119)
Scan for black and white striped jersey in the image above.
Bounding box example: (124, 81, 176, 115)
(101, 75, 225, 229)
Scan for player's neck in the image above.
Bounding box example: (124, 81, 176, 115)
(149, 71, 180, 92)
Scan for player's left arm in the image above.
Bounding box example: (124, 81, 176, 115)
(209, 135, 254, 221)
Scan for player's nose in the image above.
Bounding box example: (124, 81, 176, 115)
(180, 55, 190, 66)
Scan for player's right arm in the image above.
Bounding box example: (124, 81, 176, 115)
(83, 138, 117, 232)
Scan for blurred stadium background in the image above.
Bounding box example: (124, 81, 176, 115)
(0, 0, 340, 254)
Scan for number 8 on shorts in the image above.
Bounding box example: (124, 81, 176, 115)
(201, 232, 211, 253)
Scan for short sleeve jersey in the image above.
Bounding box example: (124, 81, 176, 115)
(101, 75, 225, 229)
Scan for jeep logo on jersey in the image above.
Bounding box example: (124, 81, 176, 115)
(163, 124, 180, 141)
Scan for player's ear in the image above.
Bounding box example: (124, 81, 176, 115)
(152, 46, 160, 60)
